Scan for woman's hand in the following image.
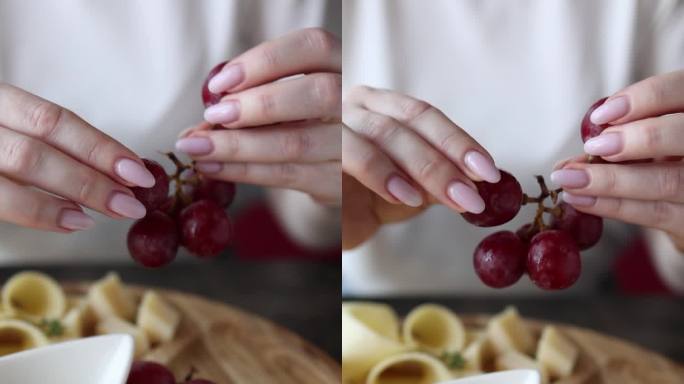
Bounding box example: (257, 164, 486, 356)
(0, 83, 153, 232)
(550, 70, 684, 250)
(176, 28, 341, 206)
(342, 86, 501, 249)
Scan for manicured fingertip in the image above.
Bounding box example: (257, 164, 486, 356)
(447, 181, 485, 213)
(58, 209, 95, 231)
(386, 175, 423, 207)
(590, 96, 629, 125)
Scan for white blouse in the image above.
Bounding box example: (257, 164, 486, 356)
(342, 0, 684, 294)
(0, 0, 336, 264)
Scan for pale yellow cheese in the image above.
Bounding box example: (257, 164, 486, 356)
(1, 271, 66, 321)
(96, 316, 150, 357)
(486, 307, 535, 355)
(536, 326, 578, 380)
(402, 303, 466, 354)
(136, 291, 181, 344)
(495, 350, 549, 384)
(87, 273, 136, 321)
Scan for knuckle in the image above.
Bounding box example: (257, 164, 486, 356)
(398, 98, 431, 123)
(347, 85, 373, 102)
(277, 163, 299, 187)
(28, 101, 65, 140)
(416, 155, 444, 181)
(354, 147, 385, 177)
(656, 166, 683, 199)
(75, 171, 99, 203)
(641, 122, 663, 152)
(313, 74, 342, 114)
(281, 131, 311, 160)
(651, 200, 673, 228)
(641, 80, 667, 107)
(258, 44, 280, 72)
(438, 131, 463, 154)
(258, 92, 277, 119)
(5, 137, 42, 174)
(301, 27, 338, 54)
(221, 132, 240, 158)
(362, 114, 399, 145)
(23, 198, 45, 226)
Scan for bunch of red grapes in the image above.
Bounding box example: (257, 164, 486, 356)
(127, 361, 215, 384)
(126, 62, 239, 268)
(467, 98, 608, 290)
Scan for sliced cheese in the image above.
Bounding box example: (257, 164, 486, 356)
(96, 316, 149, 357)
(487, 307, 535, 355)
(87, 273, 136, 321)
(536, 326, 578, 380)
(137, 291, 181, 344)
(495, 350, 549, 384)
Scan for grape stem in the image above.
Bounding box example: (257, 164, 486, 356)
(163, 152, 200, 213)
(524, 176, 564, 233)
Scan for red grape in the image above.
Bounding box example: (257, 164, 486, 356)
(132, 159, 169, 212)
(202, 61, 228, 107)
(193, 179, 236, 208)
(127, 361, 175, 384)
(581, 97, 608, 143)
(179, 200, 233, 258)
(551, 203, 603, 250)
(527, 230, 581, 290)
(127, 211, 178, 268)
(473, 231, 527, 288)
(515, 223, 539, 244)
(462, 170, 523, 227)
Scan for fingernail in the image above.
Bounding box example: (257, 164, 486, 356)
(447, 181, 485, 213)
(561, 192, 596, 207)
(386, 176, 423, 207)
(58, 209, 95, 231)
(590, 96, 629, 125)
(204, 100, 240, 124)
(175, 137, 213, 156)
(195, 162, 222, 174)
(108, 192, 146, 219)
(208, 64, 244, 94)
(114, 158, 156, 188)
(584, 132, 622, 156)
(464, 151, 501, 183)
(550, 169, 589, 189)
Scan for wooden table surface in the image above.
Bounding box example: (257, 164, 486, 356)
(0, 256, 341, 360)
(363, 296, 684, 363)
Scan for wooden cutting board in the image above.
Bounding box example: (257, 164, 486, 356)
(464, 315, 684, 384)
(64, 283, 341, 384)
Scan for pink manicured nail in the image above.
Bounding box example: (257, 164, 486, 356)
(195, 162, 223, 174)
(561, 192, 596, 207)
(175, 137, 214, 156)
(464, 151, 501, 183)
(590, 96, 629, 125)
(584, 132, 622, 156)
(58, 209, 95, 231)
(208, 64, 244, 94)
(108, 192, 146, 219)
(550, 169, 589, 189)
(204, 100, 240, 124)
(387, 176, 423, 207)
(114, 158, 156, 188)
(447, 181, 485, 213)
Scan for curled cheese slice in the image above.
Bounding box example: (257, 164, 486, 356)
(1, 271, 66, 320)
(536, 326, 578, 380)
(366, 352, 451, 384)
(96, 316, 150, 357)
(486, 307, 535, 356)
(342, 303, 407, 382)
(60, 299, 96, 340)
(402, 303, 465, 354)
(0, 319, 49, 357)
(87, 273, 136, 321)
(462, 336, 494, 372)
(136, 291, 181, 344)
(495, 350, 549, 384)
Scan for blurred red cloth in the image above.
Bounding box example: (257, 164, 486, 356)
(232, 201, 340, 261)
(614, 234, 672, 295)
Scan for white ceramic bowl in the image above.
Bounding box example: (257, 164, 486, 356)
(0, 334, 134, 384)
(438, 370, 540, 384)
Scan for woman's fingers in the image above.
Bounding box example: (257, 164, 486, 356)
(0, 175, 94, 232)
(0, 127, 145, 219)
(347, 86, 500, 183)
(197, 161, 341, 205)
(207, 28, 341, 95)
(551, 162, 684, 203)
(591, 70, 684, 125)
(0, 83, 154, 188)
(561, 192, 684, 235)
(342, 126, 422, 207)
(205, 73, 341, 127)
(585, 113, 684, 161)
(344, 105, 484, 213)
(177, 121, 340, 163)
